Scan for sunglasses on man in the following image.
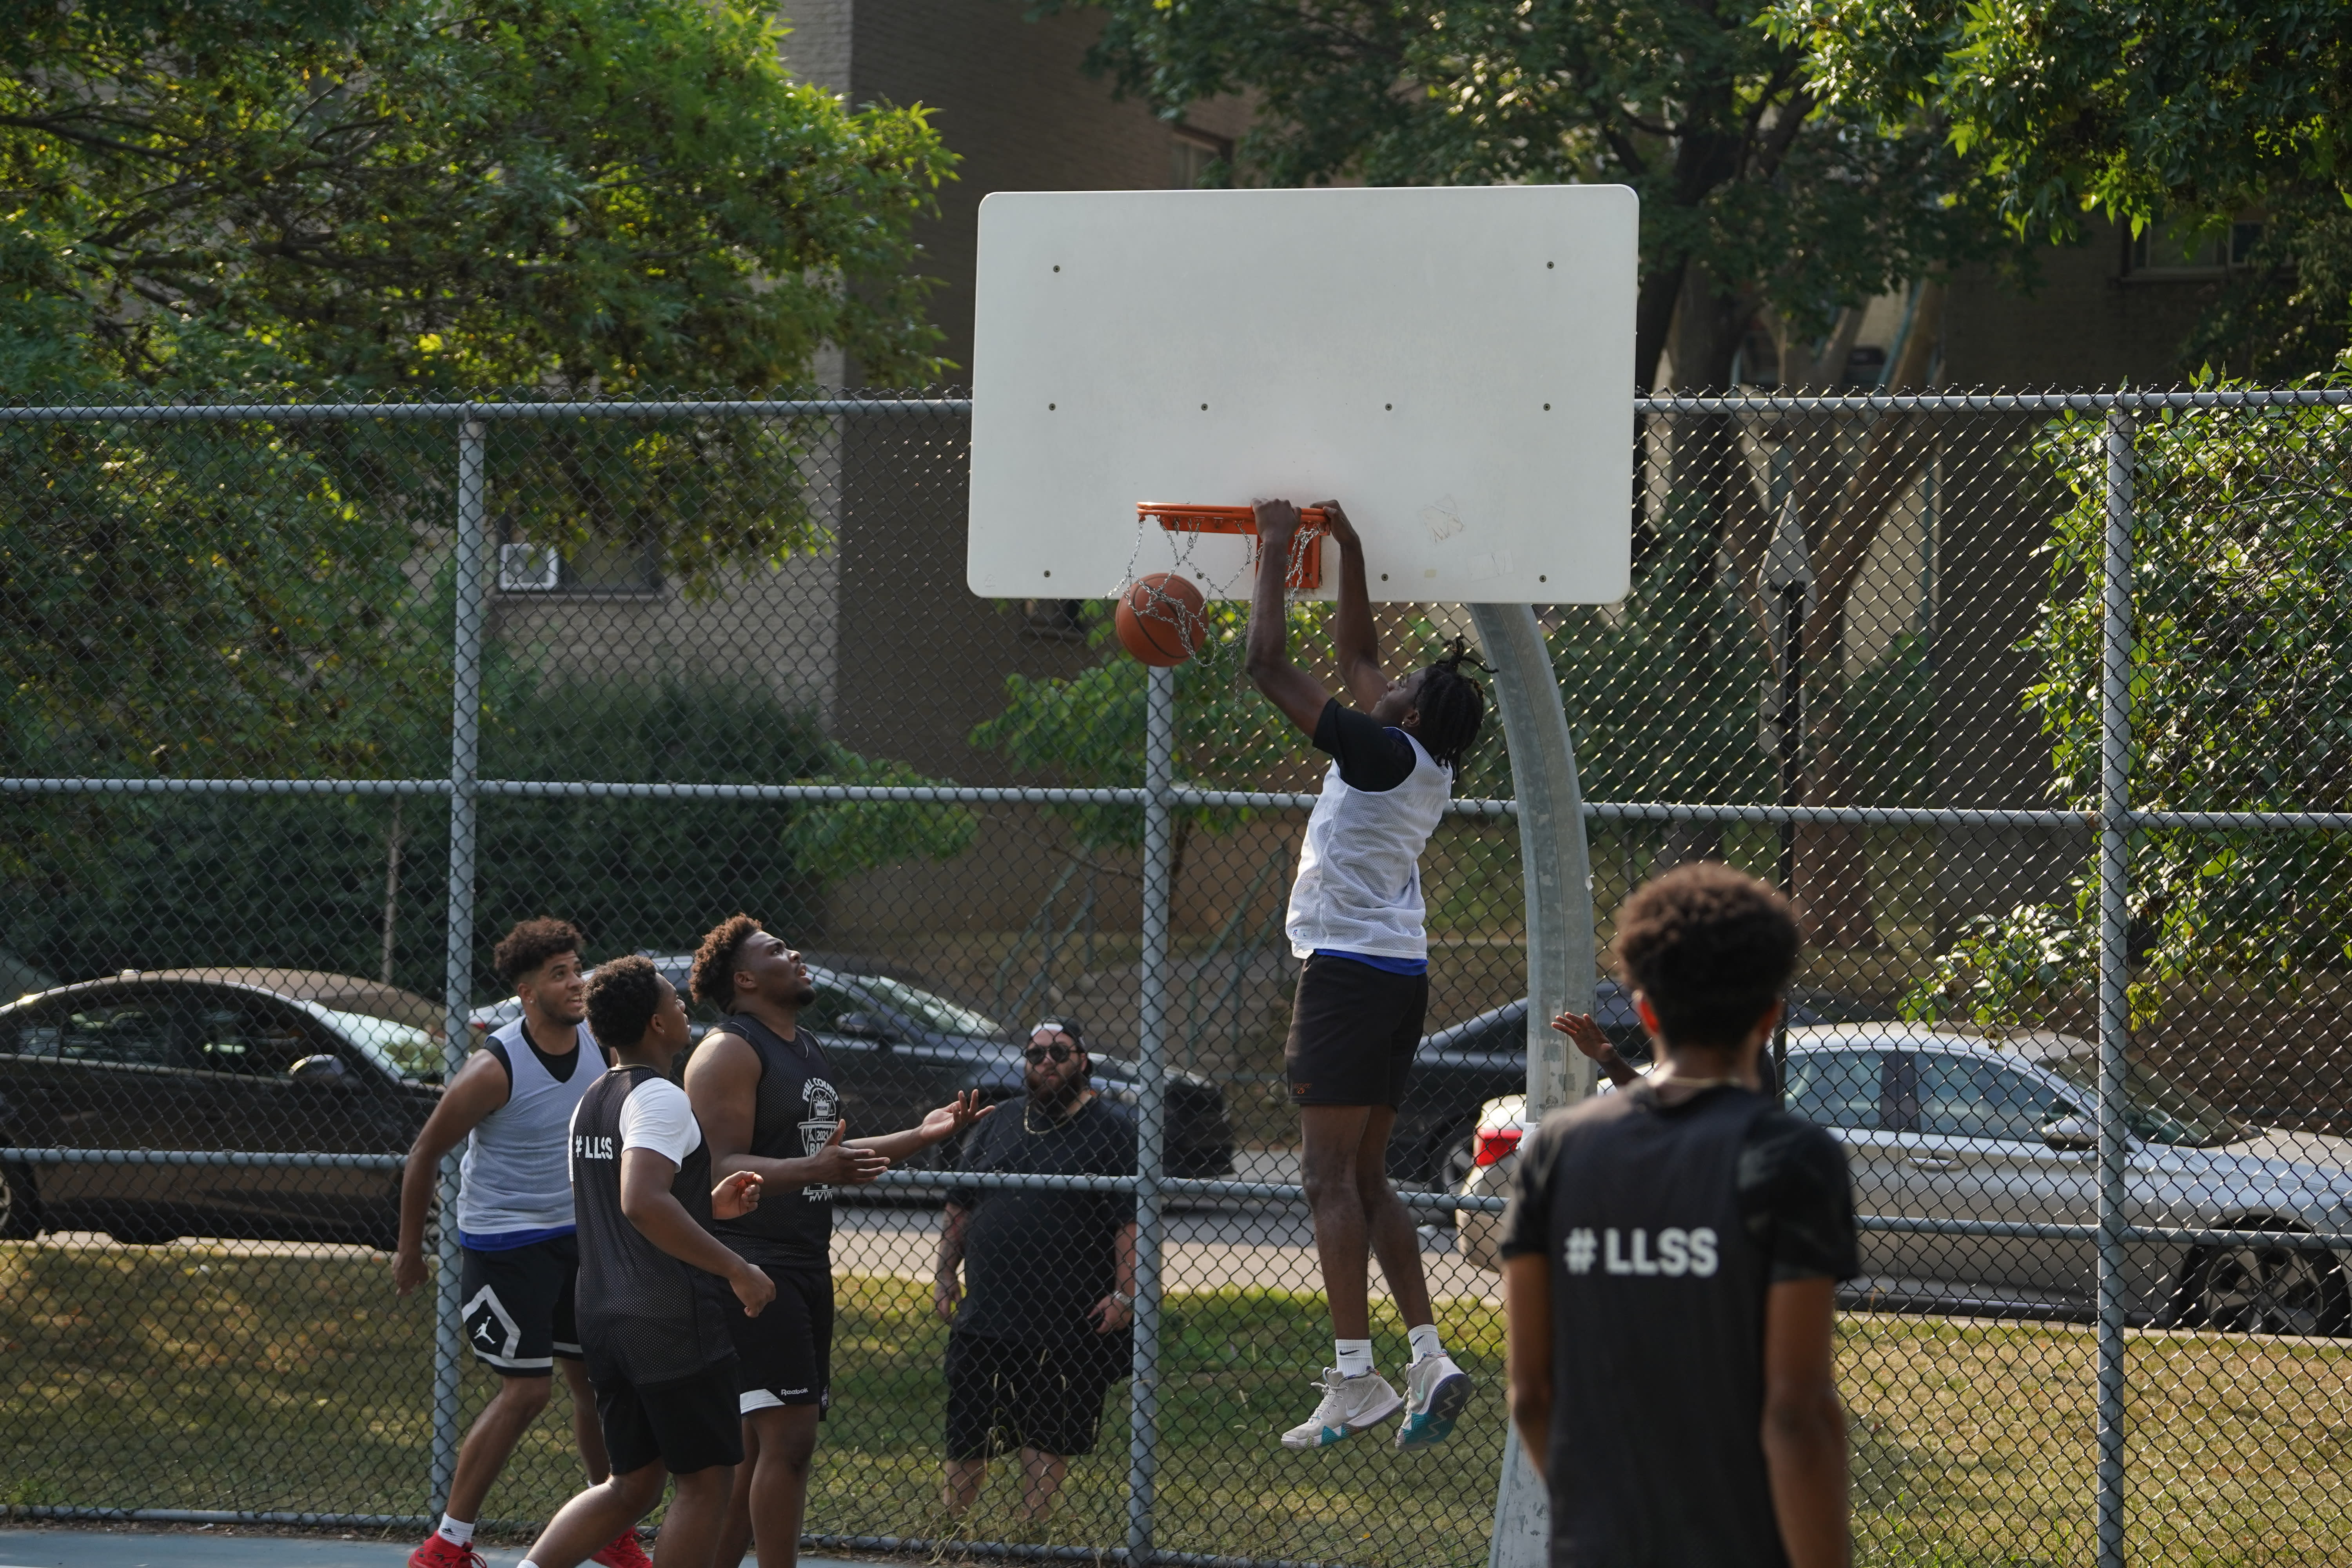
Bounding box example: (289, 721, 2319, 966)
(1024, 1039, 1079, 1063)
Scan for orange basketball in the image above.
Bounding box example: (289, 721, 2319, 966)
(1115, 572, 1208, 667)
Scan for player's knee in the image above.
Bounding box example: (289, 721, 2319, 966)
(495, 1374, 554, 1419)
(1301, 1153, 1361, 1208)
(607, 1461, 667, 1512)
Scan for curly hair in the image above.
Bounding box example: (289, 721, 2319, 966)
(690, 913, 762, 1011)
(494, 917, 582, 987)
(584, 954, 665, 1051)
(1414, 638, 1489, 771)
(1613, 862, 1800, 1050)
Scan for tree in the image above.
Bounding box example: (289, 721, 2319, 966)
(1768, 0, 2352, 375)
(1904, 365, 2352, 1028)
(1056, 0, 1998, 395)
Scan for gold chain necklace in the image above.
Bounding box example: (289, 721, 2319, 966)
(1024, 1090, 1093, 1135)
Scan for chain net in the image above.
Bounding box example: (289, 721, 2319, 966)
(2, 393, 2349, 1564)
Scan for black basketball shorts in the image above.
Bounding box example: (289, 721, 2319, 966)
(943, 1329, 1125, 1461)
(595, 1355, 745, 1477)
(1283, 953, 1428, 1108)
(459, 1234, 582, 1376)
(727, 1254, 832, 1417)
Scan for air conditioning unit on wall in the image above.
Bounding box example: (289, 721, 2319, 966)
(497, 543, 561, 592)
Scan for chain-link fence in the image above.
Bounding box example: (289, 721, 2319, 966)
(4, 388, 2350, 1566)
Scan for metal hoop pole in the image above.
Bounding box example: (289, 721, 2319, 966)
(1127, 661, 1175, 1566)
(2095, 408, 2136, 1568)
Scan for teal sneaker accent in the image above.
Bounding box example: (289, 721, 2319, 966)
(1396, 1357, 1472, 1449)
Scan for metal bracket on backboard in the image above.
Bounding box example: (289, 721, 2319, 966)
(1138, 504, 1326, 591)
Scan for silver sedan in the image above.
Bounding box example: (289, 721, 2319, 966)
(1459, 1024, 2352, 1335)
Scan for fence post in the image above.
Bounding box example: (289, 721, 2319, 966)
(1127, 661, 1174, 1566)
(1469, 603, 1597, 1568)
(433, 415, 490, 1514)
(2095, 406, 2136, 1568)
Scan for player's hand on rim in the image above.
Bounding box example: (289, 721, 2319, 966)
(711, 1170, 764, 1220)
(730, 1258, 777, 1317)
(1251, 497, 1301, 543)
(1313, 499, 1359, 550)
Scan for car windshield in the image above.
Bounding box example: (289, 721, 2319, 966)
(316, 1006, 445, 1083)
(852, 976, 1004, 1039)
(2042, 1050, 2253, 1148)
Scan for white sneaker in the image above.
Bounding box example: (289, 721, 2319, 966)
(1279, 1367, 1403, 1449)
(1395, 1353, 1471, 1448)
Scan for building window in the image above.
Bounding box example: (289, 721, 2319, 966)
(2124, 219, 2263, 279)
(1172, 128, 1230, 190)
(496, 534, 661, 595)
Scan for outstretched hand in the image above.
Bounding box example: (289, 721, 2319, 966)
(1551, 1011, 1639, 1087)
(711, 1170, 764, 1221)
(916, 1091, 996, 1146)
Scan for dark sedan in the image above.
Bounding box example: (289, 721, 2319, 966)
(0, 974, 444, 1246)
(1388, 982, 1866, 1192)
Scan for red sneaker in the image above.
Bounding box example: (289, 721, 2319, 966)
(592, 1529, 655, 1568)
(408, 1535, 487, 1568)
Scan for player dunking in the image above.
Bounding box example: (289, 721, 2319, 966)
(1243, 498, 1488, 1450)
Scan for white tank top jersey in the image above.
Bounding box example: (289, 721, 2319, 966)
(1285, 727, 1453, 961)
(456, 1017, 598, 1238)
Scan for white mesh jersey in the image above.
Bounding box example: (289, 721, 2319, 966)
(1284, 728, 1452, 961)
(455, 1018, 597, 1238)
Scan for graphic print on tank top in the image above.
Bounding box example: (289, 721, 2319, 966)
(706, 1013, 840, 1271)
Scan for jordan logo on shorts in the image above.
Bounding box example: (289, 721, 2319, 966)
(799, 1078, 840, 1200)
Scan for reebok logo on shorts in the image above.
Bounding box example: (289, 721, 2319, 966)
(1562, 1226, 1718, 1278)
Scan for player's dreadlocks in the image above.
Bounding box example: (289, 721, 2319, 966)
(1413, 638, 1490, 771)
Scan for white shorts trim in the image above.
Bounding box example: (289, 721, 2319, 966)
(739, 1387, 813, 1414)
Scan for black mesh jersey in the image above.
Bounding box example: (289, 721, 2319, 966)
(702, 1013, 839, 1271)
(1498, 1084, 1857, 1568)
(570, 1065, 737, 1387)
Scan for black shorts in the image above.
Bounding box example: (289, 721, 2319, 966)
(459, 1234, 582, 1375)
(595, 1356, 744, 1477)
(1284, 953, 1428, 1107)
(726, 1256, 831, 1416)
(944, 1330, 1125, 1461)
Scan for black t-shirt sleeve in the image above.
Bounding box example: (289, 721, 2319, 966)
(1737, 1112, 1861, 1283)
(1496, 1116, 1559, 1259)
(1312, 697, 1417, 793)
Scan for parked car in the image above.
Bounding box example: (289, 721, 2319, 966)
(1390, 982, 1862, 1193)
(0, 973, 444, 1246)
(472, 953, 1236, 1181)
(1454, 1024, 2352, 1336)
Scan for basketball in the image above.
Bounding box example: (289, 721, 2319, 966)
(1115, 572, 1207, 667)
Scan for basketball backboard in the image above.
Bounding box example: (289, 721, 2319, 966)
(966, 184, 1637, 605)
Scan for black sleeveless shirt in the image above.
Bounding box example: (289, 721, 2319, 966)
(702, 1013, 840, 1271)
(1500, 1084, 1855, 1568)
(570, 1065, 737, 1386)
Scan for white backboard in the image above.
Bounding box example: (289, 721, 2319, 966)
(967, 184, 1637, 604)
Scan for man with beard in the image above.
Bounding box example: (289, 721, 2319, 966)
(395, 919, 648, 1568)
(682, 916, 991, 1568)
(933, 1016, 1137, 1523)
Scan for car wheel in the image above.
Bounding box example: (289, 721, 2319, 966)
(0, 1163, 40, 1241)
(1435, 1125, 1478, 1196)
(2193, 1234, 2350, 1336)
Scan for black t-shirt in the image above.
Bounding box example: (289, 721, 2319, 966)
(1313, 697, 1416, 793)
(946, 1094, 1137, 1347)
(1498, 1085, 1857, 1568)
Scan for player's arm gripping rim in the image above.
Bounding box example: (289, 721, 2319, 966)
(1243, 498, 1386, 733)
(619, 1149, 776, 1317)
(392, 1048, 511, 1296)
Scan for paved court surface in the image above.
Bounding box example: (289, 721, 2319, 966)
(0, 1531, 871, 1568)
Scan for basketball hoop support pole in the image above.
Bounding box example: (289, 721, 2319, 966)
(1466, 603, 1597, 1568)
(1127, 662, 1175, 1566)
